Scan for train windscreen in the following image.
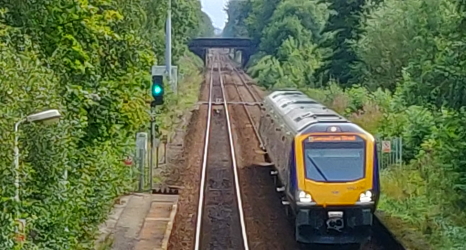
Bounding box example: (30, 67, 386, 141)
(303, 136, 366, 182)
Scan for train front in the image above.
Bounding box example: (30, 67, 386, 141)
(292, 124, 379, 244)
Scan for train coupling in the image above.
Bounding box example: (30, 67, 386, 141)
(327, 211, 344, 232)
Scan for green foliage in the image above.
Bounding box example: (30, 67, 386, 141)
(236, 0, 334, 89)
(353, 0, 461, 91)
(317, 0, 367, 85)
(156, 52, 203, 134)
(225, 0, 466, 246)
(245, 0, 279, 43)
(308, 84, 466, 249)
(223, 0, 251, 38)
(198, 11, 215, 37)
(0, 0, 203, 249)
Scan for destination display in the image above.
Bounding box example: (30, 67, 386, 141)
(308, 135, 357, 142)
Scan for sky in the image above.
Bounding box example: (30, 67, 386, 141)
(201, 0, 229, 29)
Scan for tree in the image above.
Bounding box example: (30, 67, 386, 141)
(198, 11, 215, 37)
(223, 0, 251, 37)
(0, 0, 204, 248)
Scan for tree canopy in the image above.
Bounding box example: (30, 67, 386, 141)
(198, 11, 215, 37)
(225, 0, 466, 248)
(0, 0, 208, 248)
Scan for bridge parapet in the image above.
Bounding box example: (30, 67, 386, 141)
(188, 38, 255, 67)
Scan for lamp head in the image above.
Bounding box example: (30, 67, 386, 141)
(26, 109, 62, 124)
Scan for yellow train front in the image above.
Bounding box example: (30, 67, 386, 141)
(259, 90, 380, 245)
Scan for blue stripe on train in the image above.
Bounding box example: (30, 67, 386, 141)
(373, 143, 380, 193)
(290, 140, 297, 193)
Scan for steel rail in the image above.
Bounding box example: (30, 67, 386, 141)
(219, 58, 249, 250)
(222, 57, 264, 148)
(193, 55, 214, 250)
(194, 52, 249, 250)
(229, 62, 262, 103)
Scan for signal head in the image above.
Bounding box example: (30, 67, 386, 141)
(151, 75, 164, 105)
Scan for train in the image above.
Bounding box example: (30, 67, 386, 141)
(258, 89, 380, 245)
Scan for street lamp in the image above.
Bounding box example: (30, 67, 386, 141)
(14, 109, 62, 202)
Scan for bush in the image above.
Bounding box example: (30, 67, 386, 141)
(224, 0, 466, 247)
(306, 84, 466, 249)
(0, 0, 206, 248)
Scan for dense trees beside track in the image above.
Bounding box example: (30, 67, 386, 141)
(199, 11, 215, 37)
(0, 0, 211, 248)
(224, 0, 466, 248)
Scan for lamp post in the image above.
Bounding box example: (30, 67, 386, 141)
(166, 0, 172, 86)
(14, 109, 62, 202)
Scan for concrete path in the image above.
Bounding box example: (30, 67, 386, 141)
(96, 193, 178, 250)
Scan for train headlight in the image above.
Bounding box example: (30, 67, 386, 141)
(358, 190, 373, 203)
(298, 190, 313, 203)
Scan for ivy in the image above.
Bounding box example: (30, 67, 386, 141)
(0, 0, 212, 249)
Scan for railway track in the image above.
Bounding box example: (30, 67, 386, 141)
(171, 50, 404, 250)
(194, 53, 249, 250)
(229, 63, 263, 104)
(219, 54, 405, 250)
(221, 56, 263, 147)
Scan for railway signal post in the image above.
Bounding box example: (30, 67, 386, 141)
(151, 75, 164, 106)
(148, 73, 165, 191)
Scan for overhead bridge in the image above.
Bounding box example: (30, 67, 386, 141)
(188, 37, 255, 67)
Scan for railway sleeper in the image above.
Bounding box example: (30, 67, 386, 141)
(197, 101, 262, 106)
(208, 188, 232, 191)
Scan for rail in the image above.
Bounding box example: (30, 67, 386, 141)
(193, 52, 249, 250)
(222, 57, 264, 149)
(230, 64, 262, 103)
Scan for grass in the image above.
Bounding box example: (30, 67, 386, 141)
(95, 234, 114, 250)
(156, 51, 203, 137)
(151, 51, 203, 184)
(378, 160, 466, 250)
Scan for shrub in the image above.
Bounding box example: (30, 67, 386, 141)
(307, 84, 466, 249)
(0, 0, 205, 248)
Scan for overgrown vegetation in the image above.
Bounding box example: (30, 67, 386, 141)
(224, 0, 466, 248)
(0, 0, 212, 249)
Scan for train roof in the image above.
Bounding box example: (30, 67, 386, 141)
(270, 90, 306, 100)
(263, 90, 350, 134)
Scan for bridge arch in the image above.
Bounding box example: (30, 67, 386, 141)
(188, 37, 255, 67)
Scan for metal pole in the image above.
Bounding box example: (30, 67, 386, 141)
(138, 148, 145, 192)
(399, 137, 403, 165)
(155, 142, 159, 170)
(149, 106, 155, 191)
(166, 0, 172, 92)
(14, 119, 25, 202)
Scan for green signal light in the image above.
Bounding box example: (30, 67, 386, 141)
(151, 75, 164, 106)
(152, 84, 163, 96)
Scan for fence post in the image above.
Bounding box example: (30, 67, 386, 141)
(399, 137, 403, 164)
(138, 148, 145, 192)
(136, 132, 148, 192)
